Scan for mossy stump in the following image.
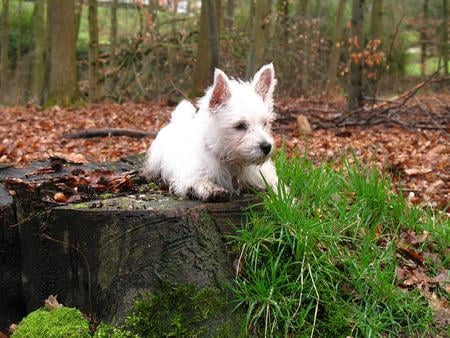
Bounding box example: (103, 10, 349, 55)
(0, 157, 256, 332)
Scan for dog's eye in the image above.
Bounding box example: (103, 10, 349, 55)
(235, 122, 248, 131)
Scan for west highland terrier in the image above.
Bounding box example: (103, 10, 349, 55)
(142, 64, 279, 202)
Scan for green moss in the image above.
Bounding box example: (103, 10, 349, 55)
(100, 193, 115, 199)
(72, 202, 90, 209)
(95, 284, 242, 338)
(12, 307, 90, 338)
(137, 181, 161, 193)
(43, 96, 84, 109)
(124, 285, 226, 337)
(93, 323, 136, 338)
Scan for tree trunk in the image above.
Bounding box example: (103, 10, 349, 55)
(275, 0, 289, 43)
(298, 0, 308, 90)
(191, 0, 221, 97)
(297, 0, 308, 17)
(31, 0, 46, 103)
(246, 0, 256, 38)
(442, 0, 448, 75)
(75, 0, 84, 42)
(16, 0, 22, 66)
(110, 0, 118, 66)
(0, 156, 253, 330)
(47, 0, 79, 106)
(420, 0, 428, 77)
(370, 0, 383, 40)
(246, 0, 271, 77)
(327, 0, 346, 90)
(348, 0, 365, 111)
(0, 184, 24, 332)
(88, 0, 100, 102)
(224, 0, 235, 30)
(207, 0, 219, 83)
(0, 0, 9, 90)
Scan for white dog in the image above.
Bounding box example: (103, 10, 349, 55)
(142, 64, 279, 202)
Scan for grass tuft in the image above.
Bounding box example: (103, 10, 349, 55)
(231, 152, 448, 337)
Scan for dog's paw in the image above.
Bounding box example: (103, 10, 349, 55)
(205, 187, 231, 202)
(186, 182, 230, 202)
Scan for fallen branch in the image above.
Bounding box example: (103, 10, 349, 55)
(335, 68, 448, 128)
(63, 128, 155, 139)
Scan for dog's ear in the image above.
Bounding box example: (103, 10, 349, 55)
(209, 69, 231, 111)
(252, 63, 277, 104)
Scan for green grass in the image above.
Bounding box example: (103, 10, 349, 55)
(405, 57, 450, 76)
(231, 152, 449, 337)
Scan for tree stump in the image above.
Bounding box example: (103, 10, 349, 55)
(0, 156, 256, 332)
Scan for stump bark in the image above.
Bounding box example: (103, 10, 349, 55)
(0, 156, 256, 332)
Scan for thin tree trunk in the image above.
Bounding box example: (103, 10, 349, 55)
(31, 0, 46, 103)
(328, 0, 346, 90)
(207, 0, 219, 83)
(16, 0, 22, 66)
(275, 0, 289, 43)
(224, 0, 235, 30)
(246, 0, 256, 36)
(186, 0, 192, 14)
(88, 0, 100, 101)
(47, 0, 79, 106)
(421, 0, 428, 77)
(348, 0, 364, 111)
(246, 0, 271, 77)
(370, 0, 383, 40)
(297, 0, 308, 17)
(191, 0, 220, 96)
(192, 0, 209, 96)
(110, 0, 118, 66)
(1, 0, 9, 89)
(75, 0, 84, 42)
(442, 0, 448, 75)
(298, 0, 308, 90)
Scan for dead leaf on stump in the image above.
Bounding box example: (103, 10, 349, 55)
(44, 294, 63, 310)
(296, 115, 312, 135)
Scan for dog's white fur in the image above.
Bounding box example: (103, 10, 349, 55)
(142, 64, 279, 201)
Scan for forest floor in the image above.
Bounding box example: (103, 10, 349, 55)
(0, 95, 448, 209)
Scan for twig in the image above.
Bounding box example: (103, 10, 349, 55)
(335, 66, 447, 128)
(169, 78, 194, 104)
(63, 128, 155, 139)
(413, 97, 447, 133)
(397, 66, 446, 107)
(133, 63, 147, 97)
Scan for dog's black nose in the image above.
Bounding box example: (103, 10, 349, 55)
(260, 142, 272, 155)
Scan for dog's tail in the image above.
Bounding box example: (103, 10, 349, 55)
(171, 100, 196, 123)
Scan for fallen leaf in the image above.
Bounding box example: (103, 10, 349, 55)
(53, 192, 67, 203)
(404, 168, 433, 176)
(8, 324, 17, 333)
(49, 152, 88, 164)
(44, 295, 63, 310)
(428, 293, 450, 328)
(296, 115, 312, 135)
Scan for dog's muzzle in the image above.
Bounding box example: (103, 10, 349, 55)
(260, 142, 272, 155)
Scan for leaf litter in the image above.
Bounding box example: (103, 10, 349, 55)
(0, 96, 448, 331)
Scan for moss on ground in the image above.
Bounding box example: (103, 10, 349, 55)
(94, 284, 243, 338)
(123, 285, 229, 337)
(12, 307, 90, 338)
